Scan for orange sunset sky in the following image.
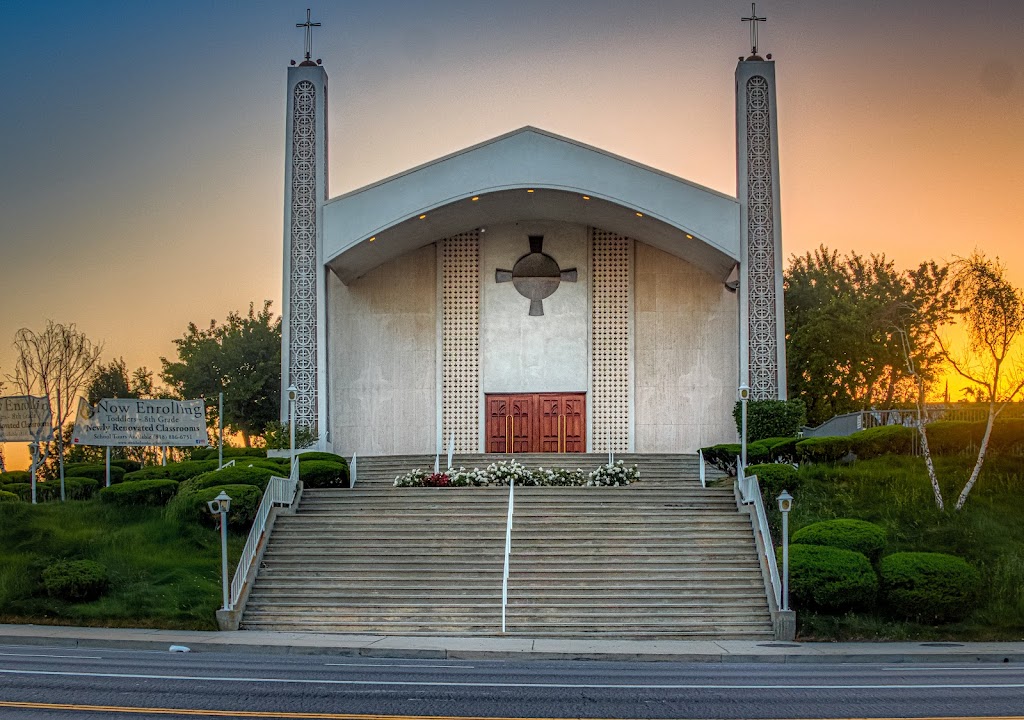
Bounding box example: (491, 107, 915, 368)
(1, 1, 1022, 469)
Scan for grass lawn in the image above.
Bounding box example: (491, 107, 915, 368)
(0, 499, 245, 630)
(773, 455, 1024, 641)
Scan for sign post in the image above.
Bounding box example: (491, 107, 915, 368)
(0, 395, 53, 505)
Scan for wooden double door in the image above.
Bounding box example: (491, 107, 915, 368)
(486, 393, 586, 453)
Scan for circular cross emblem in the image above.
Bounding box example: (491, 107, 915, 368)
(495, 235, 577, 316)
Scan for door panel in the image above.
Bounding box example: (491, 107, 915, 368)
(486, 393, 586, 453)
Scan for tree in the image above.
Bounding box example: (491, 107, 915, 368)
(161, 301, 281, 447)
(6, 321, 103, 501)
(934, 253, 1024, 510)
(785, 247, 952, 427)
(86, 357, 154, 404)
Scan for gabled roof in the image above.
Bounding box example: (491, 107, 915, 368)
(322, 127, 740, 283)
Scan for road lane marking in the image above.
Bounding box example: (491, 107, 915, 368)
(3, 667, 1024, 690)
(0, 652, 102, 660)
(0, 702, 1022, 720)
(325, 663, 476, 669)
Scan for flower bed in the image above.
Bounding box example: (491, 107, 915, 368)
(394, 459, 639, 488)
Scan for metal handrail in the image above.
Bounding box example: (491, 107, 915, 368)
(698, 449, 706, 488)
(350, 454, 357, 489)
(228, 474, 298, 609)
(746, 473, 782, 610)
(216, 459, 236, 471)
(501, 477, 515, 633)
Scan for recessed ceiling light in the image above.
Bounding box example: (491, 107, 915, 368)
(369, 236, 376, 242)
(685, 234, 693, 239)
(527, 189, 534, 193)
(582, 195, 590, 200)
(471, 196, 479, 201)
(419, 214, 426, 220)
(635, 212, 643, 218)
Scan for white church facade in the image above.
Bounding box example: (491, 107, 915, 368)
(280, 50, 786, 457)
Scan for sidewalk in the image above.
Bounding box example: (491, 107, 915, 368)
(1, 624, 1022, 663)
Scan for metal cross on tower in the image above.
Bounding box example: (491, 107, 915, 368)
(296, 8, 321, 62)
(741, 3, 767, 57)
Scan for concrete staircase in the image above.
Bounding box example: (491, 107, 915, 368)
(240, 453, 773, 638)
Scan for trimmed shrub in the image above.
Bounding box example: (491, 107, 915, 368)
(298, 460, 349, 488)
(786, 544, 878, 613)
(232, 458, 290, 473)
(3, 482, 59, 502)
(295, 451, 347, 465)
(0, 470, 30, 484)
(700, 443, 741, 475)
(796, 436, 852, 464)
(123, 460, 219, 483)
(109, 459, 142, 473)
(189, 447, 266, 461)
(99, 479, 179, 507)
(745, 463, 798, 499)
(0, 490, 18, 503)
(186, 484, 262, 530)
(879, 552, 981, 623)
(791, 519, 887, 563)
(63, 463, 125, 485)
(987, 419, 1024, 455)
(925, 421, 980, 456)
(189, 466, 275, 493)
(766, 437, 800, 464)
(64, 476, 101, 500)
(42, 559, 110, 602)
(733, 399, 806, 442)
(851, 425, 914, 459)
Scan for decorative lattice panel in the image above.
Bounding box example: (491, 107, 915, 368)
(441, 232, 481, 452)
(591, 229, 631, 451)
(288, 80, 319, 432)
(745, 75, 779, 401)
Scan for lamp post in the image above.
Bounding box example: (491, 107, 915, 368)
(287, 385, 298, 479)
(207, 490, 232, 611)
(738, 384, 750, 499)
(777, 489, 794, 612)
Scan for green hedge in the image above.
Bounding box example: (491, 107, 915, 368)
(791, 519, 887, 563)
(879, 552, 981, 623)
(189, 447, 266, 461)
(0, 490, 18, 503)
(98, 479, 179, 507)
(63, 463, 125, 485)
(109, 459, 142, 473)
(0, 470, 30, 484)
(796, 436, 852, 464)
(123, 460, 219, 484)
(700, 444, 741, 475)
(186, 484, 262, 530)
(42, 559, 110, 602)
(786, 544, 878, 612)
(296, 451, 347, 465)
(745, 463, 798, 498)
(298, 460, 349, 488)
(733, 399, 806, 442)
(64, 477, 101, 500)
(3, 482, 60, 502)
(925, 421, 981, 455)
(189, 466, 275, 493)
(850, 425, 914, 459)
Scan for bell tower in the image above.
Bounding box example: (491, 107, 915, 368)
(736, 4, 787, 400)
(281, 10, 329, 436)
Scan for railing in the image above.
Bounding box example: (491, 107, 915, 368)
(216, 459, 236, 471)
(802, 404, 1024, 439)
(698, 449, 706, 488)
(742, 472, 782, 611)
(350, 454, 357, 489)
(501, 477, 516, 633)
(228, 474, 299, 609)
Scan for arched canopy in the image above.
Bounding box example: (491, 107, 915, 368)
(322, 127, 740, 283)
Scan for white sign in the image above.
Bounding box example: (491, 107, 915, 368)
(0, 395, 53, 443)
(72, 398, 209, 447)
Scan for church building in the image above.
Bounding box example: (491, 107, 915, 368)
(280, 19, 787, 458)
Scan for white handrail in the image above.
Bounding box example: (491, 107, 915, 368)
(216, 459, 236, 471)
(228, 475, 298, 609)
(350, 454, 357, 488)
(747, 474, 782, 610)
(501, 478, 515, 633)
(698, 449, 706, 488)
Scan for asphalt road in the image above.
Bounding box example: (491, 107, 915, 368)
(0, 644, 1022, 719)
